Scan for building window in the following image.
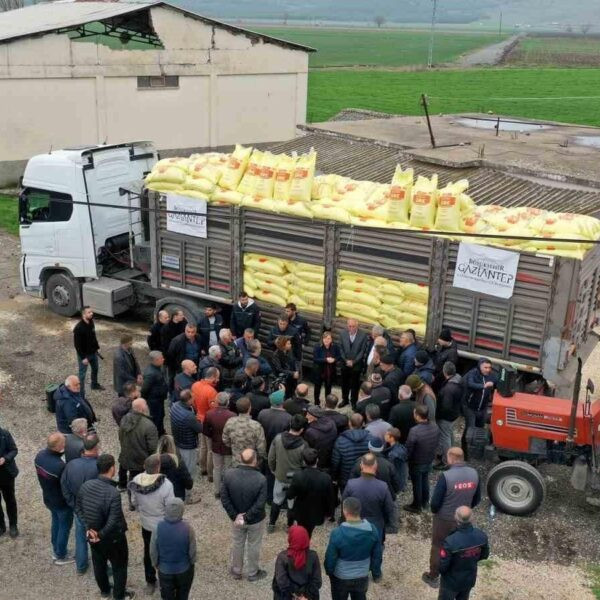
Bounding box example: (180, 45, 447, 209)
(137, 75, 179, 89)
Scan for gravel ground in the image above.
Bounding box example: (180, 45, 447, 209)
(0, 229, 597, 599)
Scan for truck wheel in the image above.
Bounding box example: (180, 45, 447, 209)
(160, 300, 203, 326)
(487, 460, 546, 516)
(45, 273, 79, 317)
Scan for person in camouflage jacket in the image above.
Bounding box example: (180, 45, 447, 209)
(222, 396, 266, 466)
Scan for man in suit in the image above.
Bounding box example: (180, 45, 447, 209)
(113, 334, 142, 397)
(339, 319, 369, 409)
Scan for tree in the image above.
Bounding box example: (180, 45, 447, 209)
(0, 0, 24, 11)
(283, 11, 289, 25)
(580, 23, 592, 35)
(374, 15, 386, 28)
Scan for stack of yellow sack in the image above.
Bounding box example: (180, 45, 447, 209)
(286, 260, 325, 311)
(243, 253, 289, 307)
(182, 153, 229, 199)
(145, 157, 189, 192)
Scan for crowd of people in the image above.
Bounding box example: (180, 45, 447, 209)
(0, 293, 495, 600)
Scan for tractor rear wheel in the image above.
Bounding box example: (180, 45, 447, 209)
(487, 460, 546, 516)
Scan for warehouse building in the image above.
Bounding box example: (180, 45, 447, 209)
(0, 0, 313, 185)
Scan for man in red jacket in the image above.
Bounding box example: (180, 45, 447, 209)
(203, 392, 235, 498)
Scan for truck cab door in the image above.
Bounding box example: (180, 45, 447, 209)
(19, 188, 74, 289)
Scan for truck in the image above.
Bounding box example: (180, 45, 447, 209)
(18, 139, 600, 397)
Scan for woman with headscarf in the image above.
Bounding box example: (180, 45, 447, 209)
(156, 434, 193, 501)
(272, 525, 322, 600)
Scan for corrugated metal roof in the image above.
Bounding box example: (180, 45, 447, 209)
(267, 132, 600, 217)
(0, 1, 315, 52)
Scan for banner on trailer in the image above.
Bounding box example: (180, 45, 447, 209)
(453, 242, 519, 299)
(166, 194, 207, 238)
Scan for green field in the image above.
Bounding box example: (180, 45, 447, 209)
(0, 195, 18, 235)
(257, 27, 506, 67)
(307, 68, 600, 125)
(507, 36, 600, 66)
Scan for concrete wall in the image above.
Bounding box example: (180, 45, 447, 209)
(0, 5, 310, 185)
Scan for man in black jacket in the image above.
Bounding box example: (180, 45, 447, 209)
(380, 355, 404, 403)
(230, 293, 261, 338)
(283, 384, 311, 417)
(0, 423, 18, 538)
(267, 314, 301, 361)
(323, 394, 349, 435)
(287, 447, 335, 537)
(389, 385, 416, 444)
(168, 325, 203, 375)
(303, 406, 338, 472)
(76, 454, 134, 599)
(435, 362, 464, 468)
(218, 328, 243, 388)
(196, 303, 223, 354)
(73, 306, 104, 396)
(339, 319, 369, 409)
(432, 327, 459, 391)
(220, 448, 268, 582)
(113, 334, 142, 397)
(141, 351, 169, 436)
(405, 405, 440, 514)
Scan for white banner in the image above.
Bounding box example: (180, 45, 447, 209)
(166, 194, 207, 238)
(453, 243, 519, 299)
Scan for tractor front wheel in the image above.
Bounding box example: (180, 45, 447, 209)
(487, 460, 546, 516)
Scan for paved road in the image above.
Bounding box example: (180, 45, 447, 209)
(457, 34, 521, 67)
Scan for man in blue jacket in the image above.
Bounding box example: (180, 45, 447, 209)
(61, 433, 100, 574)
(463, 358, 497, 429)
(439, 506, 489, 600)
(331, 414, 372, 491)
(35, 432, 74, 565)
(396, 330, 419, 381)
(54, 376, 96, 434)
(324, 496, 383, 600)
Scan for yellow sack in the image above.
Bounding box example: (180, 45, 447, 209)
(295, 289, 324, 308)
(244, 281, 257, 297)
(312, 175, 335, 201)
(147, 164, 188, 185)
(278, 199, 314, 219)
(402, 301, 428, 319)
(184, 175, 215, 195)
(287, 261, 324, 275)
(296, 270, 325, 284)
(254, 152, 278, 199)
(336, 301, 380, 322)
(244, 254, 286, 276)
(220, 144, 252, 191)
(237, 150, 263, 196)
(339, 271, 383, 288)
(288, 277, 323, 295)
(289, 150, 317, 203)
(288, 294, 311, 311)
(338, 278, 381, 297)
(251, 270, 287, 286)
(435, 180, 468, 232)
(400, 282, 429, 303)
(311, 201, 352, 224)
(340, 182, 377, 213)
(244, 270, 258, 290)
(257, 280, 288, 300)
(273, 154, 297, 201)
(241, 195, 278, 213)
(378, 314, 405, 332)
(350, 185, 390, 220)
(410, 175, 438, 229)
(179, 190, 209, 201)
(380, 293, 405, 308)
(146, 182, 183, 192)
(380, 280, 404, 295)
(460, 193, 476, 214)
(188, 161, 223, 185)
(337, 289, 381, 310)
(388, 165, 413, 224)
(350, 216, 390, 228)
(255, 288, 287, 307)
(211, 189, 244, 206)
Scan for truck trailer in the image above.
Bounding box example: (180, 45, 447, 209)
(18, 137, 600, 396)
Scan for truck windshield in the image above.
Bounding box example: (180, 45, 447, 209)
(19, 188, 73, 224)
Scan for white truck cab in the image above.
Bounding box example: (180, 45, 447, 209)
(19, 142, 157, 316)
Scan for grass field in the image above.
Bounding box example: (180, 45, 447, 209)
(0, 195, 18, 235)
(506, 36, 600, 66)
(307, 67, 600, 125)
(257, 27, 506, 67)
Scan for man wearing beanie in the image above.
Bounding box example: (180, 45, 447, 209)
(379, 355, 404, 401)
(370, 372, 392, 419)
(413, 350, 435, 386)
(405, 374, 436, 422)
(432, 328, 458, 390)
(257, 389, 291, 503)
(150, 498, 196, 600)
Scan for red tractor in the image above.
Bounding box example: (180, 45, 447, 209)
(486, 359, 600, 515)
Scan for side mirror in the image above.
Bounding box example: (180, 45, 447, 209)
(587, 379, 595, 395)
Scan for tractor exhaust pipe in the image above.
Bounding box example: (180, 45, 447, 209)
(566, 357, 583, 447)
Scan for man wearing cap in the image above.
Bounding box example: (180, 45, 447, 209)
(287, 447, 335, 538)
(389, 385, 416, 444)
(304, 406, 338, 473)
(423, 447, 481, 589)
(257, 389, 291, 503)
(370, 372, 392, 418)
(405, 404, 440, 514)
(379, 355, 404, 402)
(432, 328, 459, 391)
(150, 497, 197, 600)
(349, 437, 401, 502)
(413, 350, 435, 386)
(405, 374, 436, 422)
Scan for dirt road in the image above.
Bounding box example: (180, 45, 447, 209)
(456, 35, 521, 67)
(0, 229, 596, 599)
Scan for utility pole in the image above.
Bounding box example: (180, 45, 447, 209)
(499, 11, 503, 36)
(427, 0, 438, 68)
(421, 94, 436, 148)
